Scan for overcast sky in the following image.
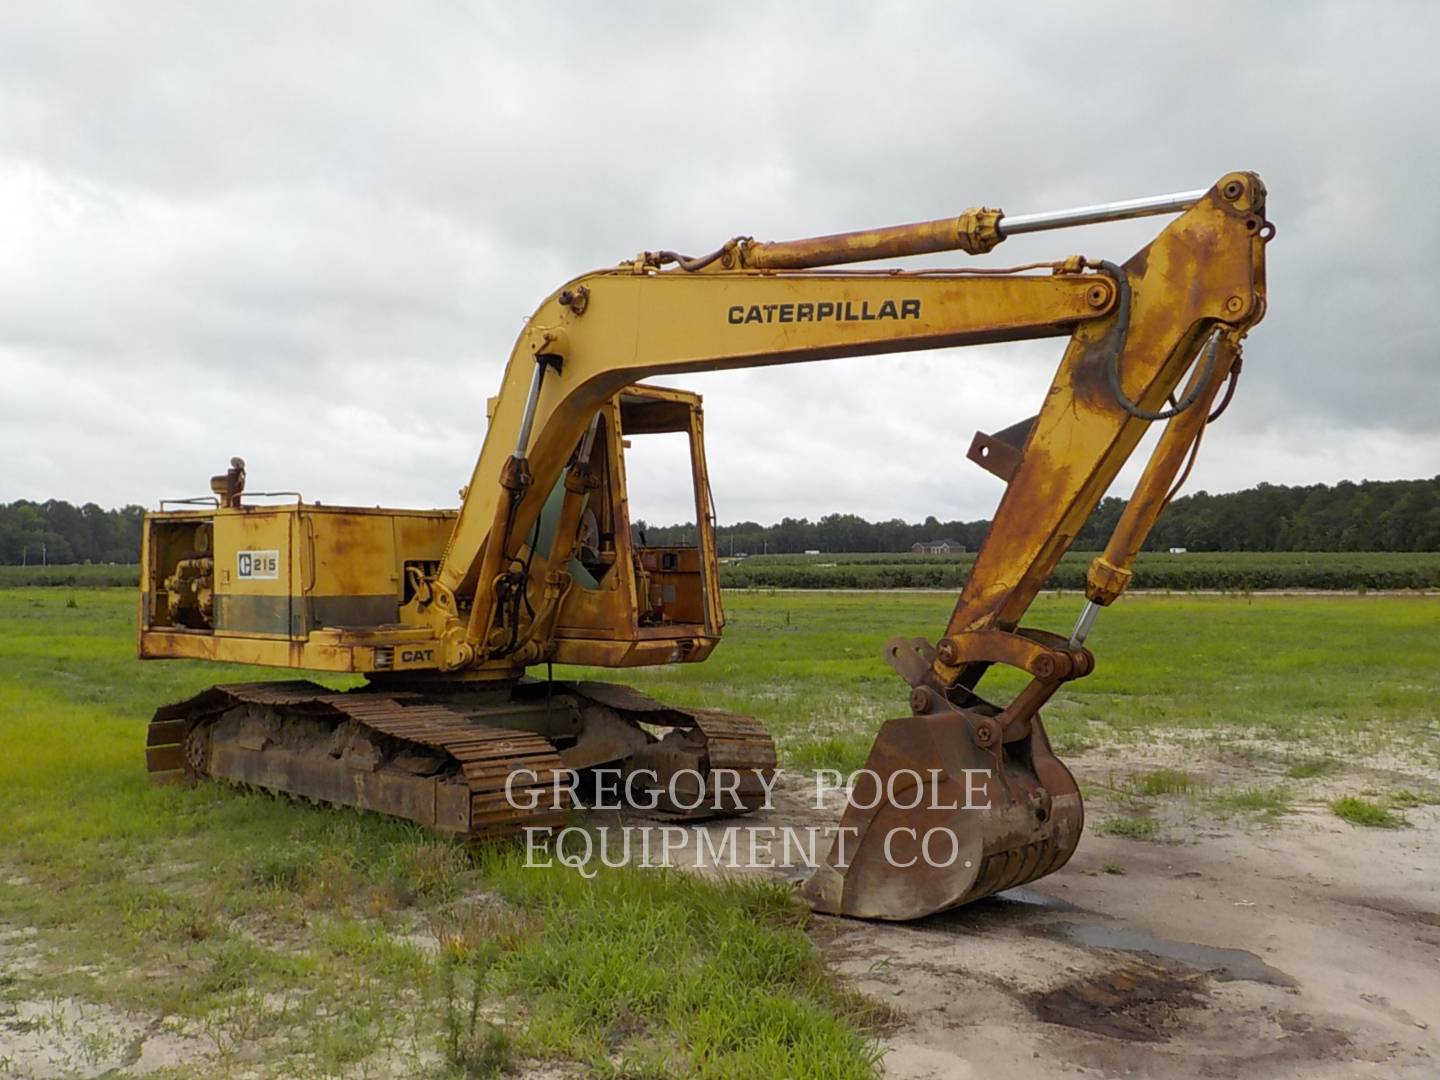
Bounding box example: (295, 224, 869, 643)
(2, 2, 1437, 526)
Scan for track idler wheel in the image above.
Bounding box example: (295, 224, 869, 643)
(800, 707, 1081, 920)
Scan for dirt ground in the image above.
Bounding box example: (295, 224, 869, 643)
(3, 746, 1438, 1079)
(664, 745, 1440, 1080)
(842, 818, 1440, 1079)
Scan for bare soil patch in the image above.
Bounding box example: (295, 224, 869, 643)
(661, 743, 1440, 1079)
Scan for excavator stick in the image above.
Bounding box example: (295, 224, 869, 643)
(801, 174, 1268, 918)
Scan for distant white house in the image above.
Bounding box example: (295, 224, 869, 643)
(803, 549, 821, 556)
(911, 539, 967, 555)
(1168, 547, 1188, 554)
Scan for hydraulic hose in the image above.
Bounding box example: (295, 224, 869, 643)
(1094, 259, 1217, 423)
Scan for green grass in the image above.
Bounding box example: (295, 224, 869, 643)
(1131, 768, 1196, 796)
(1214, 785, 1294, 817)
(1389, 788, 1440, 808)
(1330, 796, 1407, 828)
(458, 848, 886, 1077)
(0, 589, 884, 1078)
(562, 591, 1440, 752)
(1, 587, 1437, 1075)
(786, 734, 875, 775)
(1093, 817, 1161, 841)
(0, 563, 139, 587)
(1284, 757, 1342, 779)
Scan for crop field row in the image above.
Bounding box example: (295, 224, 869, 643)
(720, 550, 1440, 591)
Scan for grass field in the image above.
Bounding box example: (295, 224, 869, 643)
(568, 589, 1440, 771)
(1, 588, 1437, 1077)
(0, 564, 140, 588)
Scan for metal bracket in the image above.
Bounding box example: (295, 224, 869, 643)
(967, 414, 1035, 483)
(884, 636, 938, 688)
(558, 285, 589, 316)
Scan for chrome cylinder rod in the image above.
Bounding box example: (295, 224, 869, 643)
(514, 358, 548, 457)
(999, 189, 1207, 237)
(1069, 599, 1101, 648)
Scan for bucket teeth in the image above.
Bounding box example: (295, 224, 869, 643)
(801, 707, 1081, 920)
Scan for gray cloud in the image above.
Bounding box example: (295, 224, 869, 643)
(2, 1, 1437, 524)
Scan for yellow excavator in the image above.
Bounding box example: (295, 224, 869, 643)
(140, 172, 1270, 920)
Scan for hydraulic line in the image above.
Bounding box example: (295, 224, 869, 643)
(1095, 259, 1218, 423)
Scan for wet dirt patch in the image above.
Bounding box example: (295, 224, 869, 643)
(1274, 1008, 1355, 1056)
(920, 886, 1087, 927)
(1048, 921, 1297, 986)
(1027, 959, 1209, 1043)
(1341, 895, 1440, 928)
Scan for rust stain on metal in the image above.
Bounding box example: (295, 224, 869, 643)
(739, 207, 1004, 269)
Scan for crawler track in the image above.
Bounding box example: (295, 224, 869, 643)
(146, 680, 776, 837)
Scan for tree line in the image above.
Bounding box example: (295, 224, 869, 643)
(4, 474, 1437, 565)
(0, 501, 144, 565)
(641, 475, 1440, 554)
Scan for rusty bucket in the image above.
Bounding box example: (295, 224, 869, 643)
(800, 707, 1082, 920)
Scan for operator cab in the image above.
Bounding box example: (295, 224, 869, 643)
(539, 384, 725, 664)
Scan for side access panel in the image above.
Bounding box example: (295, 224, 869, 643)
(212, 512, 294, 637)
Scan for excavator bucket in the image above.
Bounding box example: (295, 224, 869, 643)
(800, 707, 1082, 920)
